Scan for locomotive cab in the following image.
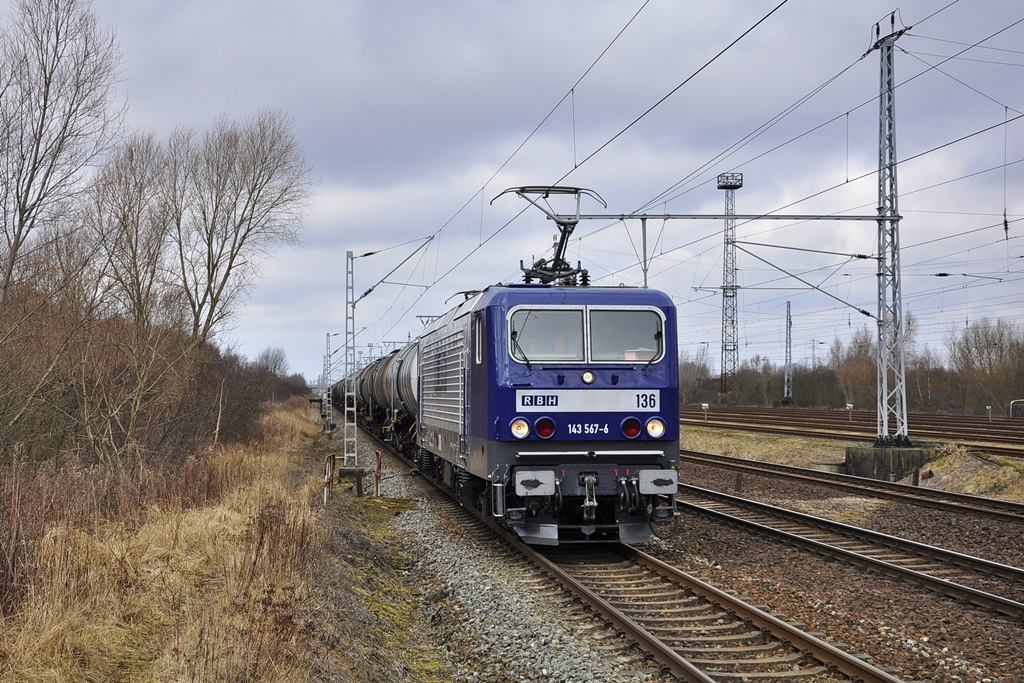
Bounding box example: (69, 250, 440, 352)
(347, 282, 680, 547)
(464, 285, 680, 545)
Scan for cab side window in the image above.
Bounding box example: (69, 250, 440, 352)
(474, 312, 484, 365)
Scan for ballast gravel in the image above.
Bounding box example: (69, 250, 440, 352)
(373, 447, 672, 683)
(350, 439, 1022, 682)
(672, 462, 1024, 683)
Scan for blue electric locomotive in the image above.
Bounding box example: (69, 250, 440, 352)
(341, 282, 679, 545)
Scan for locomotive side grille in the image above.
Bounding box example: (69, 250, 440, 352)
(420, 329, 465, 431)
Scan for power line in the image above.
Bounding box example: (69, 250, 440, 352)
(358, 4, 654, 341)
(634, 12, 1024, 217)
(908, 32, 1024, 58)
(638, 60, 863, 212)
(361, 6, 1024, 359)
(554, 0, 792, 187)
(367, 1, 794, 341)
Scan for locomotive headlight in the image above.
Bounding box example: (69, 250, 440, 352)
(581, 370, 595, 384)
(645, 418, 666, 438)
(510, 418, 531, 439)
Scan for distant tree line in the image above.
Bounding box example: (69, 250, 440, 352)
(0, 0, 313, 467)
(680, 316, 1024, 416)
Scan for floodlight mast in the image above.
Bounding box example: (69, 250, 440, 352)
(492, 186, 606, 283)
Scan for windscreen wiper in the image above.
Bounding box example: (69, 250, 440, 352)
(644, 330, 663, 371)
(510, 330, 532, 371)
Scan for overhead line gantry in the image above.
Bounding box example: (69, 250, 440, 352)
(540, 200, 882, 396)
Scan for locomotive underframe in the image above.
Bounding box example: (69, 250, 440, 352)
(496, 461, 677, 545)
(443, 427, 678, 545)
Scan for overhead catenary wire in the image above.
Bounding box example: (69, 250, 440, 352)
(456, 0, 790, 260)
(636, 10, 1024, 215)
(365, 1, 790, 343)
(361, 4, 1024, 366)
(553, 0, 793, 189)
(361, 2, 654, 343)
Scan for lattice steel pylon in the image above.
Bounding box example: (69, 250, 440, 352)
(323, 334, 333, 434)
(343, 250, 358, 466)
(783, 301, 793, 405)
(870, 16, 912, 447)
(717, 173, 743, 395)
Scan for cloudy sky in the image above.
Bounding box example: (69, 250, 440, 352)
(32, 1, 1024, 383)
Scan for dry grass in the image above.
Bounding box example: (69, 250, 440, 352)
(682, 426, 852, 467)
(917, 443, 1024, 501)
(0, 398, 455, 682)
(0, 397, 329, 682)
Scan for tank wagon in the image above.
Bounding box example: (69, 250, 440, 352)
(335, 282, 679, 545)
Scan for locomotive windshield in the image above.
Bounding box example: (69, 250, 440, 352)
(509, 309, 585, 361)
(590, 309, 663, 361)
(508, 307, 664, 363)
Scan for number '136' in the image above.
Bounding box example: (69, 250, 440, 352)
(635, 393, 657, 408)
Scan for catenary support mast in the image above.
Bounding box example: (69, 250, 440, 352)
(869, 15, 912, 447)
(343, 251, 358, 465)
(718, 173, 743, 394)
(323, 334, 334, 434)
(783, 301, 793, 405)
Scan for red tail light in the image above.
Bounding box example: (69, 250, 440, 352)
(622, 417, 642, 439)
(535, 417, 556, 439)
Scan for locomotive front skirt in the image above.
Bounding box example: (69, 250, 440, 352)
(338, 283, 680, 545)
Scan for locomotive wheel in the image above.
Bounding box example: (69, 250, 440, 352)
(417, 449, 434, 475)
(477, 488, 491, 517)
(455, 468, 484, 510)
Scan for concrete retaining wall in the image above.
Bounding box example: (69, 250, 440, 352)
(844, 445, 942, 481)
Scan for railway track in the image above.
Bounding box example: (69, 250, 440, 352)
(679, 450, 1024, 523)
(681, 405, 1024, 457)
(362, 430, 907, 681)
(678, 484, 1024, 619)
(539, 544, 904, 682)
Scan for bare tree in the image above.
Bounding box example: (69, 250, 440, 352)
(907, 345, 951, 410)
(678, 345, 712, 403)
(946, 319, 1024, 414)
(164, 109, 312, 346)
(732, 354, 781, 406)
(830, 326, 876, 407)
(65, 133, 190, 462)
(0, 0, 123, 316)
(254, 347, 289, 378)
(2, 214, 102, 447)
(88, 132, 180, 329)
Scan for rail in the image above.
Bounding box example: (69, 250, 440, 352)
(680, 450, 1024, 522)
(547, 545, 906, 682)
(363, 427, 904, 681)
(678, 484, 1024, 619)
(681, 404, 1024, 457)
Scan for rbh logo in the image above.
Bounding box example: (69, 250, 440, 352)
(521, 394, 558, 407)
